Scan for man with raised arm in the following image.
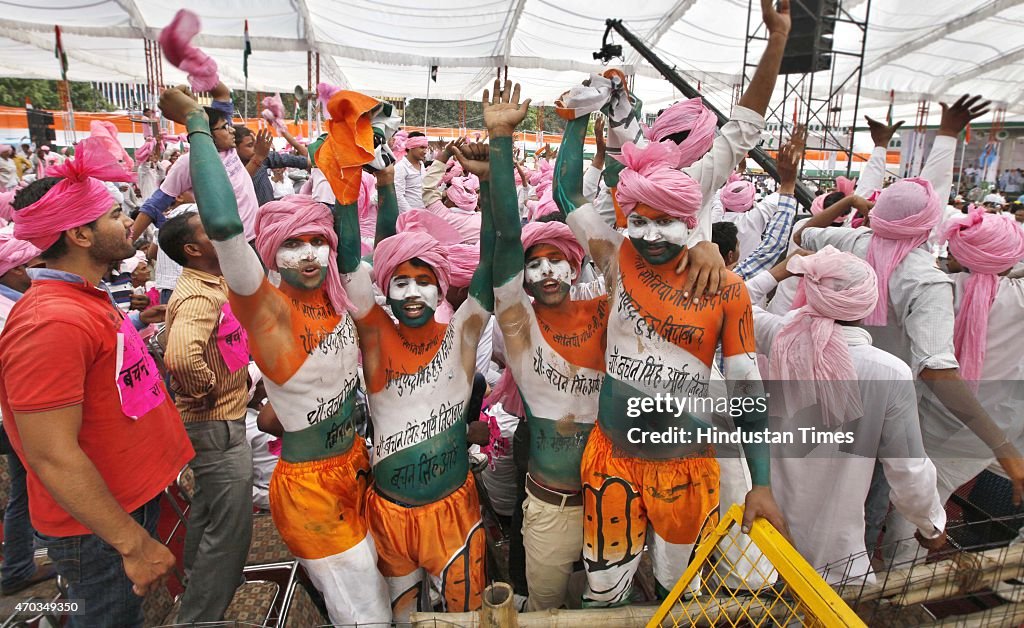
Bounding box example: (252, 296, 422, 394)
(334, 139, 494, 623)
(157, 86, 390, 626)
(453, 81, 609, 611)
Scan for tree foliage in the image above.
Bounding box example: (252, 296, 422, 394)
(404, 98, 567, 133)
(0, 79, 113, 111)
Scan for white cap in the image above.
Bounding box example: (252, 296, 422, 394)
(983, 193, 1005, 206)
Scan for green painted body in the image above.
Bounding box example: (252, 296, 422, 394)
(280, 389, 358, 463)
(373, 422, 469, 505)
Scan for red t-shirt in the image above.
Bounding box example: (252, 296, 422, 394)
(0, 277, 193, 537)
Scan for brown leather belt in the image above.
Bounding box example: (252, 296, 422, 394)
(526, 474, 583, 508)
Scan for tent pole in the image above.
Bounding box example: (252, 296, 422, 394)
(424, 66, 430, 132)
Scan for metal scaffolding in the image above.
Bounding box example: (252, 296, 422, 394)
(741, 0, 872, 181)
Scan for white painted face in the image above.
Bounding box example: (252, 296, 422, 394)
(275, 239, 330, 271)
(525, 257, 576, 286)
(626, 213, 689, 246)
(388, 276, 441, 311)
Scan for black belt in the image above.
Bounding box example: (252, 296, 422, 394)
(526, 474, 583, 508)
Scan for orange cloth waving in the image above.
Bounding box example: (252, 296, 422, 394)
(318, 91, 379, 205)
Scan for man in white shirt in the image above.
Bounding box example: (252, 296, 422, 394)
(394, 132, 428, 212)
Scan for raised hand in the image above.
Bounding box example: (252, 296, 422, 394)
(482, 79, 531, 138)
(439, 137, 467, 163)
(865, 116, 905, 148)
(159, 85, 203, 126)
(762, 0, 791, 38)
(939, 94, 991, 137)
(452, 140, 491, 180)
(254, 128, 273, 162)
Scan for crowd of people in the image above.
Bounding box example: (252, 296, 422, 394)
(0, 1, 1021, 626)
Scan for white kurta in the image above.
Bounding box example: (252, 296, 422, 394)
(711, 191, 781, 261)
(750, 290, 945, 584)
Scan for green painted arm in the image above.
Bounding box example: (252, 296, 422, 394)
(602, 156, 626, 190)
(468, 180, 495, 313)
(738, 406, 771, 487)
(488, 137, 524, 287)
(552, 116, 590, 216)
(333, 201, 362, 274)
(375, 181, 399, 245)
(186, 111, 243, 241)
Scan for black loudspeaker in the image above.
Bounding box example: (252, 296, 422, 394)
(27, 109, 56, 147)
(779, 0, 839, 75)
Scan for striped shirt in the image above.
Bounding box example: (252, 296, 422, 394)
(164, 267, 249, 423)
(734, 193, 798, 280)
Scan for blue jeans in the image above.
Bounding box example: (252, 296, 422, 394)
(2, 452, 36, 590)
(36, 496, 162, 628)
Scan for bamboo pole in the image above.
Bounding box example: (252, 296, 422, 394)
(919, 601, 1024, 628)
(411, 605, 658, 627)
(480, 583, 517, 628)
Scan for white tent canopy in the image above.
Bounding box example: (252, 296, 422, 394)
(5, 0, 1024, 127)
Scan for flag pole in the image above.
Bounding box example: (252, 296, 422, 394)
(424, 65, 431, 132)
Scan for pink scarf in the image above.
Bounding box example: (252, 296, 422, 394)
(521, 221, 584, 275)
(720, 180, 756, 213)
(0, 231, 40, 277)
(14, 137, 135, 250)
(89, 121, 133, 170)
(769, 246, 878, 426)
(159, 9, 220, 92)
(254, 195, 351, 314)
(484, 368, 524, 418)
(644, 98, 717, 168)
(863, 177, 941, 325)
(616, 141, 702, 226)
(942, 208, 1024, 387)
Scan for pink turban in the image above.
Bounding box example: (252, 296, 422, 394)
(14, 137, 135, 250)
(615, 141, 702, 226)
(446, 176, 478, 212)
(404, 136, 429, 150)
(442, 158, 464, 186)
(89, 121, 133, 170)
(521, 221, 585, 275)
(527, 190, 560, 222)
(835, 176, 855, 197)
(395, 209, 462, 245)
(134, 138, 158, 164)
(644, 98, 717, 168)
(0, 231, 40, 277)
(720, 180, 756, 213)
(448, 244, 480, 289)
(769, 246, 878, 426)
(159, 10, 220, 93)
(254, 195, 350, 315)
(942, 208, 1024, 387)
(863, 177, 942, 325)
(373, 231, 452, 299)
(0, 190, 16, 222)
(261, 94, 288, 134)
(0, 144, 12, 155)
(120, 250, 149, 274)
(391, 130, 409, 161)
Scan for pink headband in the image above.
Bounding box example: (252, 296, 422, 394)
(373, 231, 451, 298)
(446, 176, 478, 212)
(616, 141, 702, 226)
(159, 9, 220, 92)
(521, 221, 585, 275)
(942, 208, 1024, 387)
(720, 180, 756, 213)
(0, 231, 40, 277)
(645, 98, 717, 168)
(404, 136, 429, 150)
(769, 246, 878, 426)
(14, 137, 135, 250)
(89, 120, 133, 170)
(254, 195, 350, 314)
(863, 177, 941, 326)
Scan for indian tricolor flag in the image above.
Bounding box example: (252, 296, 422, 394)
(243, 20, 252, 79)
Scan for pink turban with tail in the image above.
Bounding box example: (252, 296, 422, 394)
(863, 177, 942, 326)
(254, 195, 351, 315)
(446, 176, 478, 211)
(89, 121, 133, 170)
(390, 211, 471, 322)
(0, 231, 41, 277)
(261, 94, 288, 134)
(14, 137, 135, 250)
(810, 176, 857, 222)
(645, 98, 717, 168)
(720, 179, 756, 213)
(391, 130, 409, 161)
(521, 221, 585, 275)
(527, 190, 560, 222)
(159, 10, 220, 92)
(769, 246, 878, 426)
(615, 141, 702, 226)
(942, 208, 1024, 388)
(373, 231, 452, 302)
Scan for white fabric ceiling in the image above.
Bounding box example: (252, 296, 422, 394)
(3, 0, 1024, 126)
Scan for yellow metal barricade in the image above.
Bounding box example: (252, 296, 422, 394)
(649, 504, 866, 627)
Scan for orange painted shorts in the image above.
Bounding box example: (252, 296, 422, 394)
(366, 473, 486, 613)
(268, 441, 371, 560)
(581, 425, 721, 568)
